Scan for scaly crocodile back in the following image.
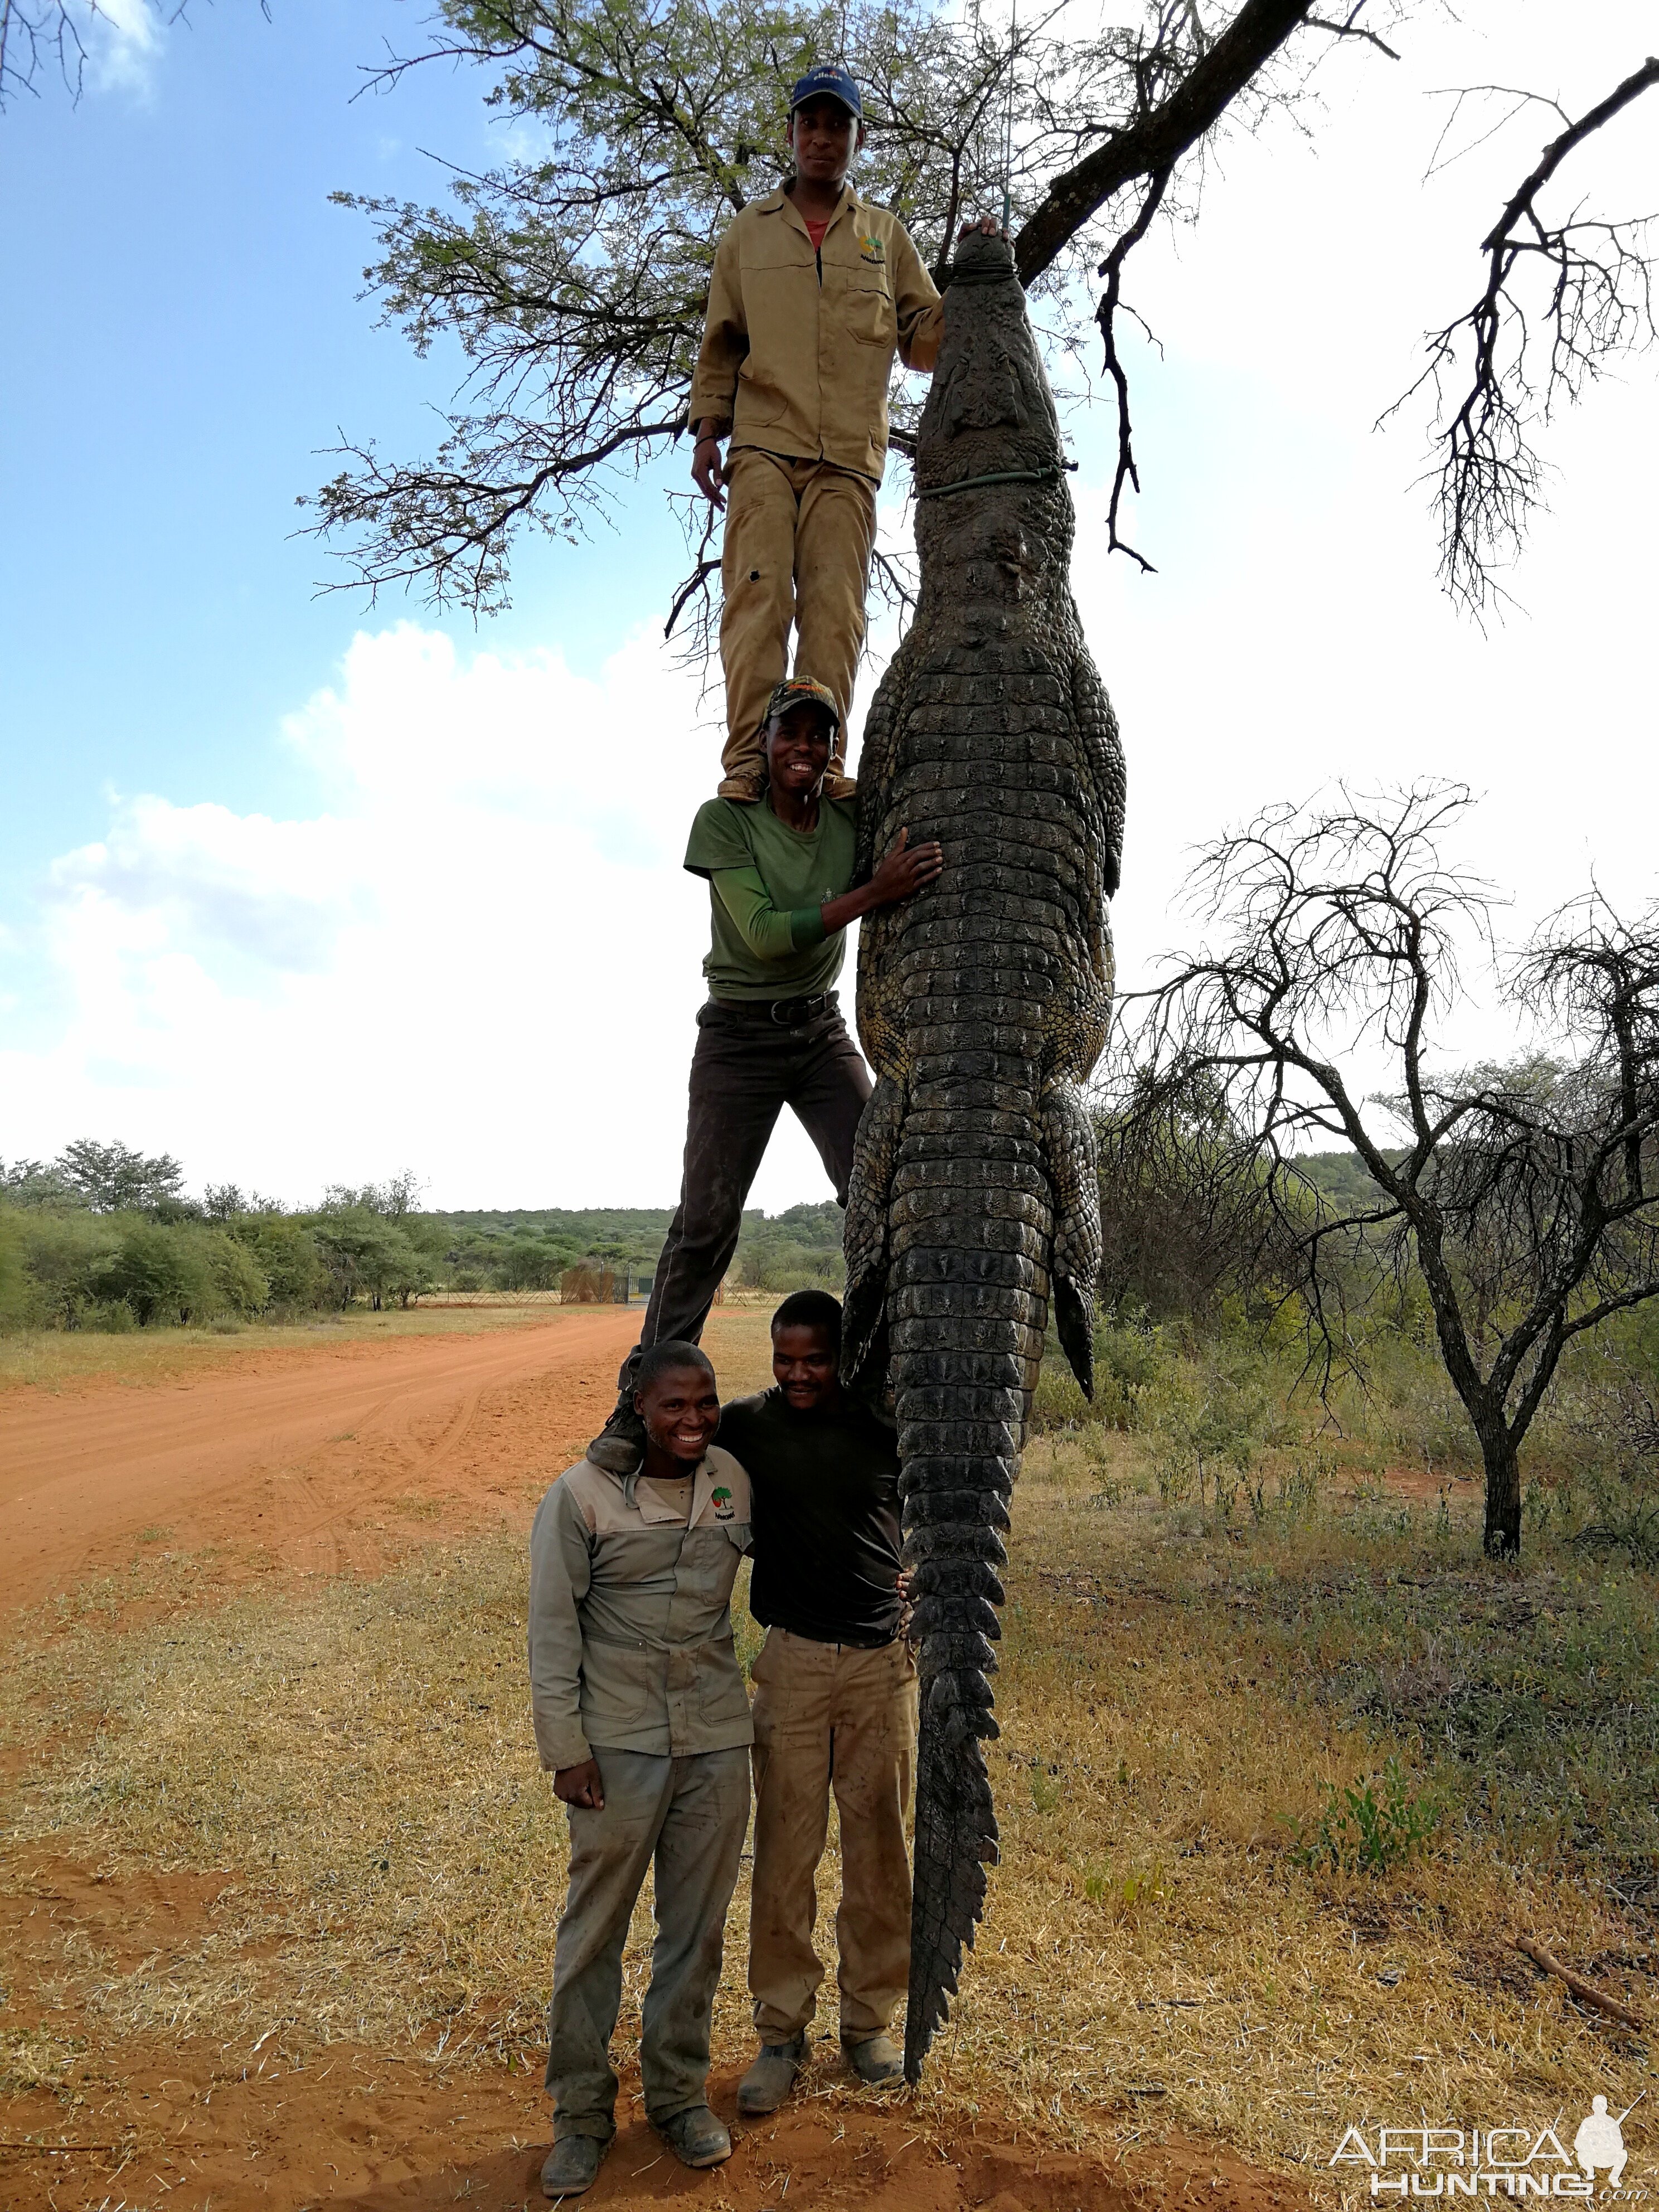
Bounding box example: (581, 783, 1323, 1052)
(843, 231, 1126, 2079)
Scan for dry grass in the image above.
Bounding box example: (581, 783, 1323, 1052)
(2, 1356, 1654, 2190)
(0, 1303, 586, 1397)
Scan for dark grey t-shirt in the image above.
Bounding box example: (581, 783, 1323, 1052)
(717, 1386, 901, 1646)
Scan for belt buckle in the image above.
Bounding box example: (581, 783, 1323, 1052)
(770, 997, 804, 1027)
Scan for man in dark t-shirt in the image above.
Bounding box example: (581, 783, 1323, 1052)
(716, 1289, 917, 2113)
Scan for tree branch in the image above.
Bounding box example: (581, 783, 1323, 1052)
(1015, 0, 1317, 285)
(1386, 56, 1659, 618)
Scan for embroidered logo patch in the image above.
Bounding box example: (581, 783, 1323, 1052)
(712, 1486, 735, 1520)
(859, 235, 886, 265)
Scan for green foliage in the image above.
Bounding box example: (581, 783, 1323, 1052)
(7, 1209, 123, 1326)
(497, 1236, 565, 1292)
(89, 1223, 267, 1327)
(0, 1157, 80, 1209)
(309, 1210, 434, 1311)
(1285, 1758, 1440, 1876)
(735, 1201, 845, 1293)
(58, 1137, 188, 1214)
(1031, 1313, 1172, 1435)
(203, 1230, 270, 1318)
(230, 1216, 330, 1312)
(0, 1211, 27, 1327)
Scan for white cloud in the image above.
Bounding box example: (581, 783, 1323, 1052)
(2, 624, 838, 1210)
(84, 0, 164, 98)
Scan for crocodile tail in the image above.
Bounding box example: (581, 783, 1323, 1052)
(890, 1085, 1046, 2079)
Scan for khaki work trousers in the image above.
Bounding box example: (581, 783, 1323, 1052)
(718, 449, 878, 800)
(748, 1626, 919, 2044)
(545, 1745, 750, 2142)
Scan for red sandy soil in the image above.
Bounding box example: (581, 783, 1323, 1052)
(0, 1309, 641, 1617)
(0, 1857, 1303, 2211)
(0, 1317, 1311, 2212)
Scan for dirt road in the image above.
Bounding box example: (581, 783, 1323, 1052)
(0, 1309, 640, 1618)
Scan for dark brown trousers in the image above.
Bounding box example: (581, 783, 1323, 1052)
(617, 997, 871, 1391)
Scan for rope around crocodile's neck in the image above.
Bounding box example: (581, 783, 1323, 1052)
(914, 461, 1076, 501)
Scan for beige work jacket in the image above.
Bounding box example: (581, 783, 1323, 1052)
(688, 185, 944, 484)
(527, 1447, 754, 1770)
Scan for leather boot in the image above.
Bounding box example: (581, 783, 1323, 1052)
(842, 2031, 904, 2085)
(658, 2104, 732, 2167)
(737, 2032, 807, 2115)
(540, 2134, 605, 2196)
(585, 1393, 644, 1476)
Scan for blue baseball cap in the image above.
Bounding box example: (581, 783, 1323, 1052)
(789, 65, 862, 120)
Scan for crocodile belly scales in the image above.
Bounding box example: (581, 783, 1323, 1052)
(841, 230, 1127, 2081)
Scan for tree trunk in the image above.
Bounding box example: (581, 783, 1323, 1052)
(1482, 1433, 1522, 1558)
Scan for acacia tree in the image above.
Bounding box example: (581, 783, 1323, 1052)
(1118, 788, 1659, 1559)
(311, 0, 1659, 633)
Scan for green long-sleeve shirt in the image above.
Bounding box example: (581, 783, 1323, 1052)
(683, 795, 857, 1002)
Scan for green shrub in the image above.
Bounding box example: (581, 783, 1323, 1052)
(0, 1211, 27, 1328)
(308, 1210, 434, 1309)
(94, 1222, 219, 1325)
(202, 1230, 269, 1317)
(9, 1210, 122, 1327)
(230, 1216, 327, 1311)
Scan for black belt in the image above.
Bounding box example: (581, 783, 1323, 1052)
(714, 991, 838, 1029)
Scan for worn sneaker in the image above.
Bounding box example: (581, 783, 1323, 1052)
(658, 2104, 733, 2167)
(842, 2031, 904, 2085)
(540, 2133, 605, 2197)
(737, 2031, 807, 2115)
(717, 773, 767, 803)
(823, 771, 859, 801)
(585, 1394, 644, 1476)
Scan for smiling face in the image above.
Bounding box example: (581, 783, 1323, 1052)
(788, 96, 862, 190)
(764, 702, 834, 802)
(772, 1321, 841, 1414)
(634, 1362, 721, 1468)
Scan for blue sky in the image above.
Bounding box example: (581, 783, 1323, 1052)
(2, 1, 1655, 1209)
(2, 0, 680, 861)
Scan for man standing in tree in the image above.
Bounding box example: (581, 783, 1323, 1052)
(690, 65, 993, 801)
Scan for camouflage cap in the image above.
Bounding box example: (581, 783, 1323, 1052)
(765, 678, 842, 732)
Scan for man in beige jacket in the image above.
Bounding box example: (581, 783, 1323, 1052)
(689, 65, 993, 801)
(529, 1340, 753, 2198)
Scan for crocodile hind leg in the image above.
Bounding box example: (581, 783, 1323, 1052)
(842, 1073, 904, 1394)
(1040, 1084, 1103, 1396)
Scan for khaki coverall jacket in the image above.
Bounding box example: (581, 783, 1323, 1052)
(688, 185, 944, 484)
(527, 1447, 754, 1772)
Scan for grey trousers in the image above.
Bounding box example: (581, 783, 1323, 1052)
(615, 997, 872, 1394)
(545, 1744, 750, 2141)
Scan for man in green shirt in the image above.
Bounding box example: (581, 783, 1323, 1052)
(589, 679, 940, 1473)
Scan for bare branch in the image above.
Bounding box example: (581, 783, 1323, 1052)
(1388, 57, 1659, 618)
(1306, 11, 1400, 62)
(1014, 0, 1320, 285)
(1094, 164, 1171, 573)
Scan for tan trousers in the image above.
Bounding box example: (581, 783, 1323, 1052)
(748, 1625, 918, 2043)
(718, 449, 878, 801)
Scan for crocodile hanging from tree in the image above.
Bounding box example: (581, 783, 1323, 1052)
(841, 227, 1127, 2082)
